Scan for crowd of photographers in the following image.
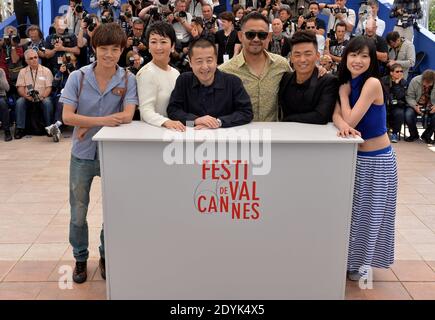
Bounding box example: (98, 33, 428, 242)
(0, 0, 433, 144)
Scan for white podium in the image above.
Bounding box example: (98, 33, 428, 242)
(93, 121, 363, 300)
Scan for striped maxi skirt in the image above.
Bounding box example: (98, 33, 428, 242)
(347, 146, 398, 275)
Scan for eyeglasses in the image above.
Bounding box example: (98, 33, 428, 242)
(394, 70, 404, 73)
(27, 56, 38, 60)
(243, 31, 269, 40)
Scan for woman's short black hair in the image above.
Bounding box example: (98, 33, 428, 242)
(145, 21, 176, 47)
(337, 35, 379, 86)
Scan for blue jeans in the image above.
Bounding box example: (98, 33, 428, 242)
(15, 96, 54, 129)
(0, 97, 10, 129)
(69, 155, 104, 262)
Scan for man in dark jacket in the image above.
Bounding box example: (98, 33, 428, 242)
(167, 38, 253, 129)
(278, 31, 338, 124)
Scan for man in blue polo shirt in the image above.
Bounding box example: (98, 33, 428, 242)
(167, 38, 253, 129)
(60, 23, 138, 284)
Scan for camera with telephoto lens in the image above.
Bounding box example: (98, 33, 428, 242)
(3, 31, 20, 46)
(174, 11, 187, 19)
(101, 14, 113, 24)
(328, 29, 338, 46)
(204, 16, 217, 30)
(83, 13, 97, 32)
(304, 11, 315, 20)
(52, 33, 72, 46)
(419, 104, 432, 114)
(26, 84, 41, 103)
(100, 0, 111, 9)
(63, 54, 75, 73)
(234, 17, 241, 31)
(32, 42, 46, 53)
(132, 36, 141, 47)
(328, 5, 347, 15)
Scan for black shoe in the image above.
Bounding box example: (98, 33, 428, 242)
(421, 134, 434, 144)
(73, 261, 87, 284)
(99, 258, 106, 280)
(4, 130, 12, 142)
(404, 135, 419, 142)
(14, 128, 25, 140)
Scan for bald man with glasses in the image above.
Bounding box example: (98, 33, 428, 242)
(14, 49, 54, 139)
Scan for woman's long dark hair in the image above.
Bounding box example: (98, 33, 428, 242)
(337, 36, 380, 87)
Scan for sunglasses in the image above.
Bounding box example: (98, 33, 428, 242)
(27, 56, 38, 60)
(306, 26, 316, 29)
(393, 70, 404, 73)
(244, 31, 269, 40)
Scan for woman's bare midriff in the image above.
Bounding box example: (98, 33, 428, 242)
(358, 133, 391, 152)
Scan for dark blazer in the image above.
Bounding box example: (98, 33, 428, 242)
(278, 68, 339, 124)
(167, 69, 253, 128)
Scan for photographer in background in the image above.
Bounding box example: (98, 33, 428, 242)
(405, 70, 435, 143)
(0, 68, 11, 141)
(126, 52, 143, 75)
(363, 18, 388, 73)
(168, 0, 193, 52)
(13, 0, 39, 38)
(268, 18, 292, 57)
(324, 21, 348, 65)
(14, 49, 53, 139)
(90, 0, 121, 19)
(202, 4, 218, 34)
(119, 3, 135, 36)
(279, 7, 297, 38)
(43, 16, 81, 76)
(382, 63, 408, 143)
(355, 0, 385, 36)
(319, 0, 355, 40)
(45, 53, 79, 142)
(186, 0, 214, 18)
(390, 0, 422, 41)
(22, 25, 46, 63)
(119, 19, 150, 67)
(77, 14, 100, 66)
(65, 0, 86, 36)
(0, 26, 25, 87)
(386, 31, 415, 80)
(190, 17, 215, 43)
(296, 1, 326, 36)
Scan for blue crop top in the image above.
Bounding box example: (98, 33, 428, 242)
(349, 74, 387, 140)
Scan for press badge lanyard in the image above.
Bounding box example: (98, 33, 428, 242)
(30, 66, 38, 88)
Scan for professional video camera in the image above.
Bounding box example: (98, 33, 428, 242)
(26, 84, 41, 103)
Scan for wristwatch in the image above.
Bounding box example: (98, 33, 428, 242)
(217, 118, 222, 127)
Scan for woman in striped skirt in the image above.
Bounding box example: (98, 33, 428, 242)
(332, 36, 398, 281)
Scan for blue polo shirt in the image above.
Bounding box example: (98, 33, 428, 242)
(59, 62, 138, 160)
